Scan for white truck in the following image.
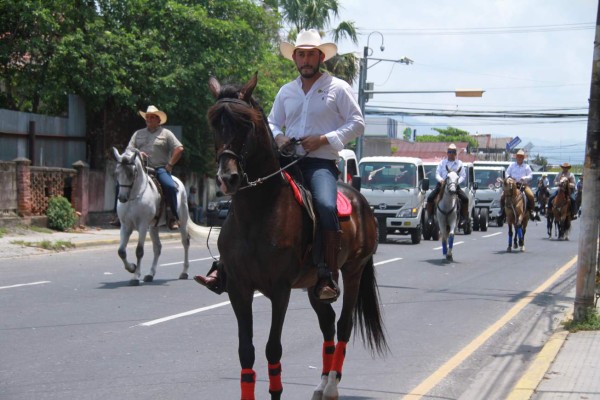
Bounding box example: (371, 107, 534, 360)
(358, 156, 429, 244)
(472, 165, 506, 229)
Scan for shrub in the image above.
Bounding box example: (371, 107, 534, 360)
(46, 196, 77, 231)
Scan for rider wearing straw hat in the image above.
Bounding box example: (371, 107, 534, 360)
(547, 162, 577, 219)
(194, 29, 364, 303)
(127, 105, 184, 229)
(499, 149, 539, 221)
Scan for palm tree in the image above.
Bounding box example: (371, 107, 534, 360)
(270, 0, 360, 84)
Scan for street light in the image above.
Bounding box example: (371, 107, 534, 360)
(357, 31, 413, 159)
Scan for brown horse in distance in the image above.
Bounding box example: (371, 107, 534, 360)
(548, 176, 572, 240)
(503, 177, 529, 252)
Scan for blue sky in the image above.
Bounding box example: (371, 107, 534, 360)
(328, 0, 596, 164)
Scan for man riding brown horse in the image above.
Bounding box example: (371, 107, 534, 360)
(547, 162, 577, 220)
(498, 149, 539, 221)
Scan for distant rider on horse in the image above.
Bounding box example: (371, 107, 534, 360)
(499, 149, 539, 221)
(547, 162, 577, 220)
(425, 143, 469, 228)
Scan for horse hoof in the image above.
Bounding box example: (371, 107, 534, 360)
(446, 255, 453, 262)
(129, 279, 140, 286)
(125, 264, 137, 273)
(143, 275, 154, 283)
(507, 247, 512, 253)
(521, 247, 525, 252)
(179, 273, 188, 280)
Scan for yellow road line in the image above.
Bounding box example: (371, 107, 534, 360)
(401, 256, 577, 400)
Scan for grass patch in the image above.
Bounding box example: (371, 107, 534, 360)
(562, 308, 600, 332)
(9, 239, 75, 251)
(0, 227, 7, 238)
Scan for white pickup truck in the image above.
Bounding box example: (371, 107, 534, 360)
(358, 156, 429, 244)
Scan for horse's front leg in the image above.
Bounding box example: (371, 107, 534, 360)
(117, 225, 140, 285)
(507, 225, 513, 252)
(229, 286, 257, 400)
(144, 226, 161, 282)
(265, 289, 292, 400)
(446, 231, 454, 261)
(308, 288, 337, 400)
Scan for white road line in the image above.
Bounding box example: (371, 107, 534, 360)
(482, 232, 502, 238)
(375, 258, 403, 266)
(0, 281, 51, 290)
(433, 241, 464, 250)
(160, 256, 218, 267)
(137, 292, 264, 327)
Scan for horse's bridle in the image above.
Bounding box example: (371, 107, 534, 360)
(116, 150, 147, 202)
(214, 97, 306, 191)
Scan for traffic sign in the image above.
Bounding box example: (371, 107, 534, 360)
(506, 136, 522, 151)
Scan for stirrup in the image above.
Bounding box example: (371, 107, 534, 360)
(314, 263, 340, 304)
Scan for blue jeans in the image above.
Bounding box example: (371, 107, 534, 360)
(299, 158, 339, 232)
(156, 167, 179, 220)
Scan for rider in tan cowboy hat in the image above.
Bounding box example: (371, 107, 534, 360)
(548, 161, 577, 219)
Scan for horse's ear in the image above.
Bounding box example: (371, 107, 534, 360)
(112, 147, 122, 162)
(208, 76, 221, 99)
(240, 72, 258, 103)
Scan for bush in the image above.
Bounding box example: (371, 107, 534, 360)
(46, 196, 77, 231)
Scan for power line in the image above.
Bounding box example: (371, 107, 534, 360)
(361, 22, 595, 36)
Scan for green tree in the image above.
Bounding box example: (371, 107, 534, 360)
(531, 153, 549, 170)
(417, 126, 478, 148)
(2, 0, 295, 176)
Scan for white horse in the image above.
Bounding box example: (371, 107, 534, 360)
(436, 167, 460, 261)
(112, 147, 191, 286)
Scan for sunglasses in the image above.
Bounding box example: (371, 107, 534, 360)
(447, 150, 457, 154)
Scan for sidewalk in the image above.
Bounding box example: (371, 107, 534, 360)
(0, 223, 217, 259)
(1, 224, 598, 399)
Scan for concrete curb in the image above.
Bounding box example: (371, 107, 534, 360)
(506, 313, 572, 400)
(70, 233, 184, 248)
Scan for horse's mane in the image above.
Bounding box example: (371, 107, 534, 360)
(207, 83, 264, 131)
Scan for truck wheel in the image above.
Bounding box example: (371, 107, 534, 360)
(432, 221, 440, 241)
(497, 215, 504, 227)
(411, 225, 422, 244)
(377, 218, 387, 244)
(480, 208, 489, 231)
(473, 208, 480, 231)
(463, 216, 472, 235)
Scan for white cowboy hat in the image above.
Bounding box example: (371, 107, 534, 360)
(516, 149, 526, 156)
(280, 29, 338, 62)
(447, 143, 457, 150)
(139, 105, 167, 125)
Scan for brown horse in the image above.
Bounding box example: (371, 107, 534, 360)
(536, 180, 549, 215)
(502, 177, 529, 252)
(189, 74, 387, 400)
(548, 176, 572, 240)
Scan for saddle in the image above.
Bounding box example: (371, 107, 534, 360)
(146, 167, 180, 227)
(282, 171, 352, 218)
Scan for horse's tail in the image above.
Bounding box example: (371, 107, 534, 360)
(354, 256, 389, 357)
(186, 218, 208, 241)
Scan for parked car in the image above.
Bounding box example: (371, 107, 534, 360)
(205, 194, 230, 227)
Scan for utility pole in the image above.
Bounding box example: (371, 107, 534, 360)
(573, 1, 600, 321)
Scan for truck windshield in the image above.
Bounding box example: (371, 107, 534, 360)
(474, 169, 504, 189)
(360, 162, 416, 189)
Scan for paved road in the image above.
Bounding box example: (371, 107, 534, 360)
(0, 219, 579, 399)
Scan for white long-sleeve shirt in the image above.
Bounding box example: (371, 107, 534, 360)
(267, 73, 364, 160)
(435, 158, 466, 184)
(506, 162, 532, 183)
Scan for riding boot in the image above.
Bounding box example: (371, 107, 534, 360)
(194, 261, 226, 294)
(315, 230, 342, 303)
(459, 202, 469, 228)
(426, 201, 434, 224)
(167, 207, 179, 230)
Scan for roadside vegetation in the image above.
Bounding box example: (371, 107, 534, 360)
(10, 239, 74, 251)
(563, 308, 600, 332)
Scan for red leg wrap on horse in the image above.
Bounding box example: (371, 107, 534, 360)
(240, 368, 256, 400)
(322, 340, 335, 375)
(268, 362, 283, 393)
(331, 341, 347, 379)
